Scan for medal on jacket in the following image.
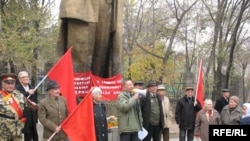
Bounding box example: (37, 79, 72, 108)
(3, 94, 13, 104)
(8, 97, 13, 104)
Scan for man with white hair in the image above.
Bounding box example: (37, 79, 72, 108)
(91, 87, 108, 141)
(194, 99, 221, 141)
(16, 71, 38, 141)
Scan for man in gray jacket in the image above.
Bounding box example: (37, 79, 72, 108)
(116, 79, 143, 141)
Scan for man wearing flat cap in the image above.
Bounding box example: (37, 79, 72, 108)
(157, 85, 172, 141)
(0, 73, 28, 141)
(175, 86, 201, 141)
(134, 81, 144, 90)
(38, 80, 68, 141)
(214, 88, 230, 113)
(140, 80, 164, 141)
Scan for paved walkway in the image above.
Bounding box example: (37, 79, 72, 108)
(36, 119, 180, 141)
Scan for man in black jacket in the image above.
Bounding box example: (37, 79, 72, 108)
(140, 80, 164, 141)
(16, 71, 38, 141)
(175, 86, 201, 141)
(214, 88, 230, 113)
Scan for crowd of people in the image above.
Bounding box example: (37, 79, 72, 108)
(0, 72, 250, 141)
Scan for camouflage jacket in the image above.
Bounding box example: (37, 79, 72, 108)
(0, 90, 27, 137)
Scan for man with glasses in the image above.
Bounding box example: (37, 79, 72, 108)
(0, 73, 27, 141)
(16, 71, 38, 141)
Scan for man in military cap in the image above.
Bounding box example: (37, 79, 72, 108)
(214, 88, 230, 113)
(0, 73, 27, 141)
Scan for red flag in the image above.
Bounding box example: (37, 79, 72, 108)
(195, 59, 204, 108)
(61, 93, 96, 141)
(47, 47, 76, 113)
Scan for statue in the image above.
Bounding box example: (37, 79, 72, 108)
(57, 0, 123, 77)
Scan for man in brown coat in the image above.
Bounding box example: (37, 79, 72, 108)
(38, 80, 68, 141)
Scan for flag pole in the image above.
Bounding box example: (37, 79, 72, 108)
(34, 74, 48, 91)
(27, 47, 73, 99)
(26, 74, 48, 99)
(47, 131, 57, 141)
(194, 59, 202, 106)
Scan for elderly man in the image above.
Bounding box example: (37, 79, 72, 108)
(116, 79, 143, 141)
(0, 73, 27, 141)
(38, 80, 68, 141)
(175, 86, 202, 141)
(214, 88, 230, 113)
(16, 71, 38, 141)
(140, 80, 164, 141)
(157, 84, 172, 141)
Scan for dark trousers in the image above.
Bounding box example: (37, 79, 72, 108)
(24, 125, 38, 141)
(120, 132, 140, 141)
(143, 124, 161, 141)
(179, 128, 194, 141)
(24, 131, 38, 141)
(160, 128, 169, 141)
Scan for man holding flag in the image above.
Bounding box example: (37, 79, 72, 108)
(38, 80, 68, 141)
(175, 86, 202, 141)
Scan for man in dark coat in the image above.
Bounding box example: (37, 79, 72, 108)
(140, 80, 164, 141)
(15, 71, 38, 141)
(214, 88, 230, 113)
(175, 87, 201, 141)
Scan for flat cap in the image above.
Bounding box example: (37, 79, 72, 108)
(147, 80, 157, 87)
(157, 84, 166, 90)
(185, 86, 194, 91)
(134, 81, 144, 86)
(46, 80, 60, 91)
(222, 88, 230, 92)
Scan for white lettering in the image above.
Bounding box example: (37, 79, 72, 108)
(225, 129, 232, 136)
(213, 129, 220, 136)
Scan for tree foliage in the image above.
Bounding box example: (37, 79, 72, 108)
(0, 0, 58, 77)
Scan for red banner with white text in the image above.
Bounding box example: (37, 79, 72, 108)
(74, 72, 122, 100)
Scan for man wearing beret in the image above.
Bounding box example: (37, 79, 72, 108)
(0, 73, 28, 141)
(214, 88, 230, 113)
(175, 86, 201, 141)
(38, 80, 68, 141)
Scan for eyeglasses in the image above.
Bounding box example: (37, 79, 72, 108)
(21, 76, 29, 78)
